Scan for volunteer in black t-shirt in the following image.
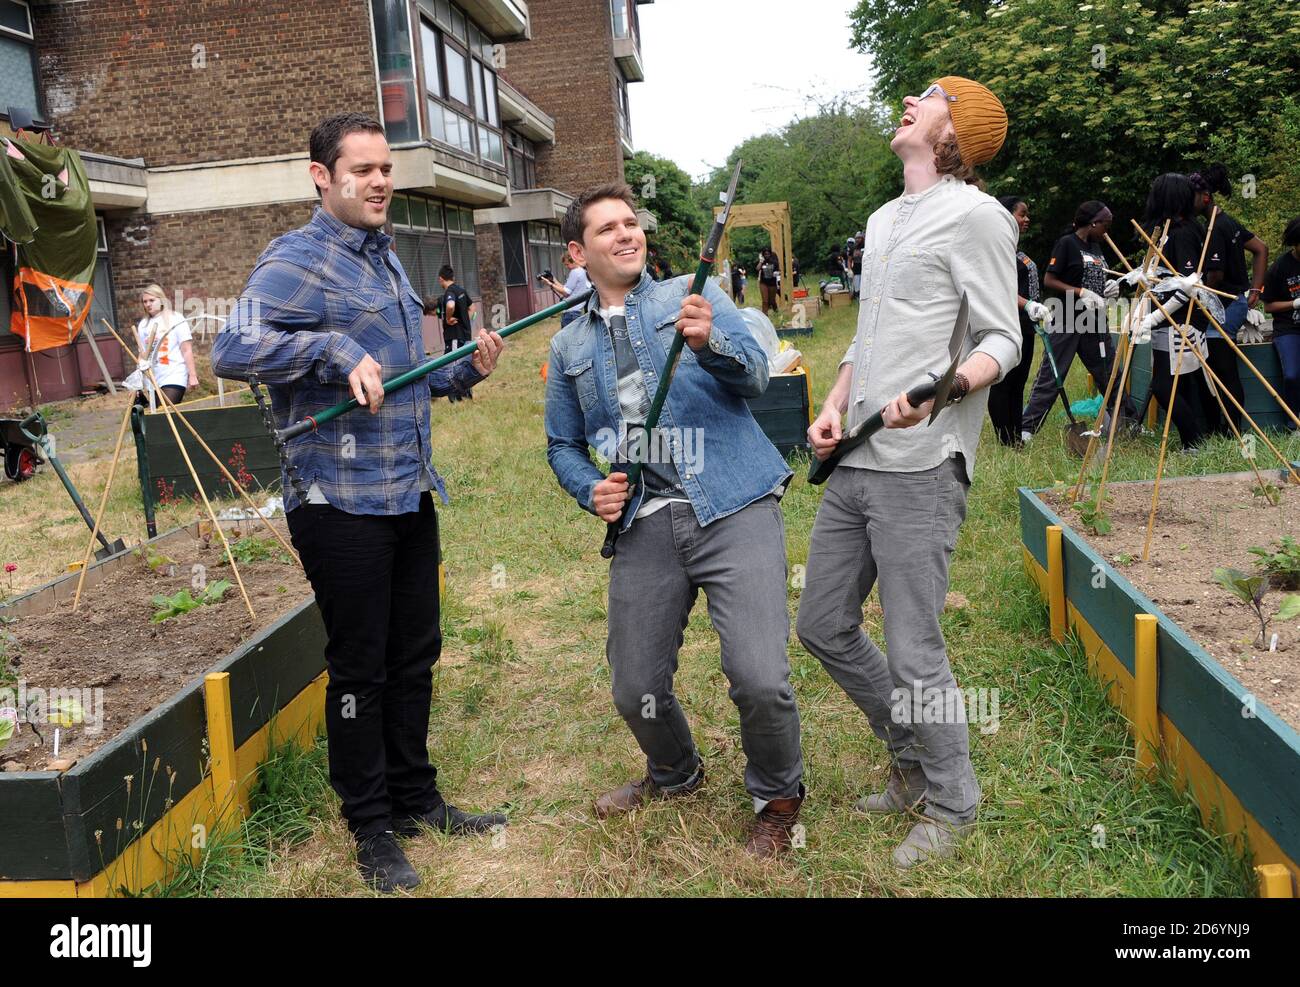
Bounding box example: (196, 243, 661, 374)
(1261, 217, 1300, 427)
(988, 195, 1047, 445)
(1191, 168, 1269, 434)
(757, 247, 781, 316)
(437, 265, 476, 399)
(1133, 173, 1223, 450)
(1021, 200, 1135, 437)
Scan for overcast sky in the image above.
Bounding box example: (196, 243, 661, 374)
(627, 0, 877, 181)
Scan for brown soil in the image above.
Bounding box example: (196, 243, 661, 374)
(0, 521, 312, 771)
(1043, 476, 1300, 734)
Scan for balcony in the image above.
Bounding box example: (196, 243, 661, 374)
(472, 187, 572, 226)
(458, 0, 530, 41)
(611, 0, 646, 82)
(497, 78, 555, 144)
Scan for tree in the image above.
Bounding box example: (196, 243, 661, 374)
(694, 100, 902, 279)
(848, 0, 1300, 260)
(624, 151, 706, 276)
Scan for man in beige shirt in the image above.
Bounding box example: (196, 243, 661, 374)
(796, 76, 1021, 868)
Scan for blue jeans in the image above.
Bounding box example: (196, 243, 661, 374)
(1275, 332, 1300, 430)
(1210, 292, 1248, 339)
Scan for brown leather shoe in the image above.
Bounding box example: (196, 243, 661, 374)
(745, 787, 805, 858)
(594, 768, 704, 819)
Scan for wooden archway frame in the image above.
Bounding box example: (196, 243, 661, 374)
(714, 201, 794, 310)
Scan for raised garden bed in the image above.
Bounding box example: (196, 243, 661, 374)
(1020, 468, 1300, 896)
(0, 519, 326, 895)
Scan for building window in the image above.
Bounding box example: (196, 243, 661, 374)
(88, 216, 118, 338)
(372, 0, 419, 143)
(414, 0, 504, 168)
(615, 74, 631, 141)
(527, 222, 567, 284)
(505, 129, 535, 190)
(0, 0, 41, 123)
(392, 192, 481, 301)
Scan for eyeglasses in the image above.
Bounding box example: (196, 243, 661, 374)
(917, 83, 957, 103)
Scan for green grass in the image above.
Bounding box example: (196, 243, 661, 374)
(7, 284, 1295, 896)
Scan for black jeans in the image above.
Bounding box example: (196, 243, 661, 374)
(987, 321, 1036, 444)
(134, 385, 185, 408)
(1022, 328, 1135, 433)
(287, 494, 444, 840)
(1204, 337, 1243, 436)
(1148, 349, 1209, 450)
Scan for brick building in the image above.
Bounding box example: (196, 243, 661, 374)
(0, 0, 653, 406)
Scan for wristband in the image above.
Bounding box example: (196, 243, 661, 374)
(949, 371, 971, 404)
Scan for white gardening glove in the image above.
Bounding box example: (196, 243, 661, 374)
(1120, 267, 1151, 288)
(1138, 309, 1167, 335)
(1293, 297, 1300, 310)
(1166, 272, 1202, 296)
(1104, 279, 1121, 299)
(1078, 287, 1108, 311)
(1024, 300, 1050, 323)
(1238, 321, 1265, 345)
(1245, 308, 1265, 328)
(1131, 320, 1152, 345)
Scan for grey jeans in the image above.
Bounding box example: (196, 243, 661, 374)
(606, 496, 804, 807)
(795, 457, 979, 823)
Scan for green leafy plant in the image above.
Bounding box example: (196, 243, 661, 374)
(1251, 482, 1282, 506)
(219, 537, 291, 567)
(1249, 536, 1300, 590)
(134, 545, 176, 574)
(150, 579, 232, 623)
(1071, 494, 1112, 536)
(0, 714, 15, 753)
(1211, 567, 1298, 648)
(1213, 567, 1269, 645)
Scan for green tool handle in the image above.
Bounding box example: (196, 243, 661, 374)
(276, 288, 595, 442)
(600, 241, 722, 560)
(19, 413, 112, 550)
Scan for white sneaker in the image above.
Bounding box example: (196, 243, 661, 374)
(1019, 430, 1033, 444)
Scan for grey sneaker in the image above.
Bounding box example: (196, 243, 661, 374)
(891, 817, 972, 870)
(854, 763, 927, 815)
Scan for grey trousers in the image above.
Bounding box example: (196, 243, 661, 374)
(795, 458, 979, 823)
(606, 496, 804, 807)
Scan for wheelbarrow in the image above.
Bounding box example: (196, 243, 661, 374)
(1, 414, 44, 481)
(14, 412, 127, 561)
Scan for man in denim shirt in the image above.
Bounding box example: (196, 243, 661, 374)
(213, 113, 507, 893)
(544, 183, 804, 857)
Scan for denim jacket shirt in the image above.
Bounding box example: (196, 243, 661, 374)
(544, 269, 792, 532)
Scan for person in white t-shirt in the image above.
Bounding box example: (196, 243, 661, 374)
(133, 283, 197, 408)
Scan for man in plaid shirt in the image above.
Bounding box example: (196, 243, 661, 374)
(213, 113, 506, 894)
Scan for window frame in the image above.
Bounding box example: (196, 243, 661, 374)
(414, 3, 504, 171)
(0, 0, 45, 126)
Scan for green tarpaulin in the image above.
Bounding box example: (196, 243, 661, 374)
(0, 138, 97, 351)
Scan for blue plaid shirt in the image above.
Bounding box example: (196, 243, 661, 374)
(212, 207, 480, 515)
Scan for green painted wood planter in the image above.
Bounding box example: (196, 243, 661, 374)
(132, 403, 281, 510)
(1018, 472, 1300, 882)
(1128, 340, 1290, 430)
(746, 371, 812, 457)
(0, 523, 324, 886)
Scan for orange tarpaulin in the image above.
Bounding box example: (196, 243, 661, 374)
(11, 266, 93, 352)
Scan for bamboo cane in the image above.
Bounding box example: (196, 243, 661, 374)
(1130, 220, 1300, 433)
(1069, 231, 1163, 503)
(100, 322, 255, 620)
(101, 319, 299, 564)
(71, 399, 134, 611)
(1103, 266, 1237, 300)
(1105, 229, 1300, 555)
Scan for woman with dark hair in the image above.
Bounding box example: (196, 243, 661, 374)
(757, 246, 781, 315)
(1132, 172, 1223, 451)
(1020, 199, 1133, 438)
(1261, 217, 1300, 427)
(987, 195, 1047, 445)
(1189, 166, 1269, 434)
